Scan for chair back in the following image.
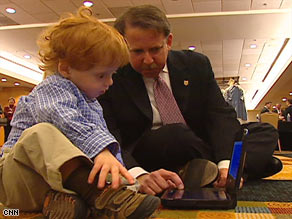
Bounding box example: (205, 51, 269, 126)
(260, 112, 279, 129)
(247, 110, 261, 122)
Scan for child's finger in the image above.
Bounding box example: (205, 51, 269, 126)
(110, 166, 120, 189)
(98, 166, 110, 189)
(120, 165, 134, 184)
(88, 162, 102, 184)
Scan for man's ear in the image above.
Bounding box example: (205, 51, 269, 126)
(58, 61, 70, 78)
(166, 33, 173, 50)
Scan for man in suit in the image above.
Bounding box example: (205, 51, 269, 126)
(283, 99, 292, 121)
(99, 5, 281, 195)
(272, 103, 284, 120)
(261, 101, 272, 114)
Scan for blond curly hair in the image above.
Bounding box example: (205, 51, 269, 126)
(38, 6, 129, 78)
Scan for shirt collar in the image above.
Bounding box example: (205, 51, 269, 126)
(162, 64, 168, 73)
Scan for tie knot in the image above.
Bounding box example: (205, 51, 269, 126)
(154, 75, 164, 84)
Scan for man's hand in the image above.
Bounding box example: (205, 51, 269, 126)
(137, 169, 184, 195)
(213, 168, 244, 189)
(213, 168, 228, 188)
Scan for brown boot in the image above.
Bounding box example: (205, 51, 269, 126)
(179, 158, 218, 191)
(92, 185, 160, 219)
(42, 190, 89, 219)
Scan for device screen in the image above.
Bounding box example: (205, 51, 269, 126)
(228, 141, 243, 179)
(161, 188, 228, 201)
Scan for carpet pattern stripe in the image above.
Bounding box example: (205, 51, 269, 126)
(1, 153, 292, 218)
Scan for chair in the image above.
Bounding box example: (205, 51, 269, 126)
(247, 110, 261, 122)
(260, 112, 282, 152)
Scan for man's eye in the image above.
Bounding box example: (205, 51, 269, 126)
(99, 74, 104, 79)
(150, 47, 161, 54)
(131, 49, 144, 55)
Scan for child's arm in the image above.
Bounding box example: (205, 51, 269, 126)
(88, 148, 134, 189)
(34, 82, 120, 160)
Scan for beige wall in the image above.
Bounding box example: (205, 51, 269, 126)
(0, 87, 33, 107)
(0, 87, 33, 146)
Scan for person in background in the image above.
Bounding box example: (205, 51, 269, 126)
(224, 78, 247, 122)
(0, 6, 160, 219)
(261, 101, 272, 114)
(3, 97, 16, 142)
(283, 99, 292, 122)
(272, 103, 284, 120)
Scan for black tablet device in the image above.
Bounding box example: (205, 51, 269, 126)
(161, 136, 247, 209)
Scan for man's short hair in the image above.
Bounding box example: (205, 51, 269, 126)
(265, 101, 272, 105)
(114, 5, 171, 37)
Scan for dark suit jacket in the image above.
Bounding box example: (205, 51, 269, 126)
(283, 105, 292, 121)
(261, 106, 270, 114)
(99, 50, 241, 168)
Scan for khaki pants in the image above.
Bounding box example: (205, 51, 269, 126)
(0, 123, 92, 211)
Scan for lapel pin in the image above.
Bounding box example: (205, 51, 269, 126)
(184, 80, 189, 86)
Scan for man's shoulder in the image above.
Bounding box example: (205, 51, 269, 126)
(168, 50, 209, 66)
(169, 49, 207, 59)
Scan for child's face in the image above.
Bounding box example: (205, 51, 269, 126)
(67, 64, 118, 99)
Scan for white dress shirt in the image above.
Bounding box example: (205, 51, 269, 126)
(128, 65, 229, 179)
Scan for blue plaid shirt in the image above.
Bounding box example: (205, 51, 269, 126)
(1, 74, 123, 164)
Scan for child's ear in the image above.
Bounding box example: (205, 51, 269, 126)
(58, 61, 70, 78)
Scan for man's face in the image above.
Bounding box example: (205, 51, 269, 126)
(267, 103, 272, 109)
(124, 26, 172, 78)
(8, 99, 15, 106)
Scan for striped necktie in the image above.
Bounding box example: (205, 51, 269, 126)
(153, 75, 186, 125)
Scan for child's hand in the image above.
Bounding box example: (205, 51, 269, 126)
(87, 148, 134, 189)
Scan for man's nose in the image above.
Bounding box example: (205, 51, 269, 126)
(143, 51, 154, 64)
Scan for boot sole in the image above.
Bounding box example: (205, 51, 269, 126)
(42, 190, 88, 219)
(180, 158, 219, 190)
(128, 195, 161, 219)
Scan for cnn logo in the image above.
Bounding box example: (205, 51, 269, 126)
(2, 208, 19, 216)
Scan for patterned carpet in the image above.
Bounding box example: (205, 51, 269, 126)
(154, 153, 292, 219)
(1, 153, 292, 219)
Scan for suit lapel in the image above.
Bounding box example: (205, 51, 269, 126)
(167, 51, 190, 113)
(120, 66, 153, 121)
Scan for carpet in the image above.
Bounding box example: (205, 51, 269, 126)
(155, 201, 292, 218)
(265, 155, 292, 180)
(238, 180, 292, 202)
(1, 154, 292, 219)
(277, 153, 292, 158)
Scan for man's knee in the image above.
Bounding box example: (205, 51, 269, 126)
(159, 123, 194, 142)
(158, 124, 202, 156)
